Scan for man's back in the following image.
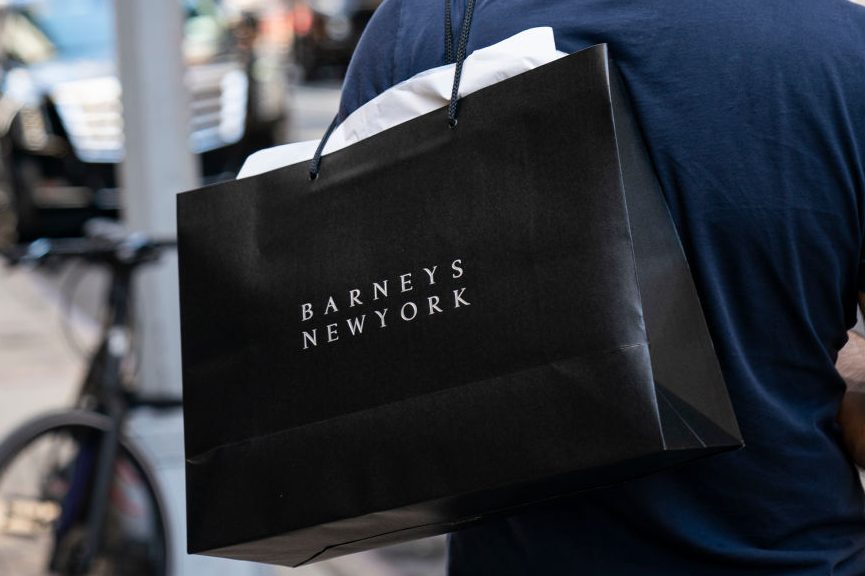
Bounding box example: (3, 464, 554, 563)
(338, 1, 865, 573)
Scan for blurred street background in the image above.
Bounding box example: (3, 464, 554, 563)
(0, 0, 446, 574)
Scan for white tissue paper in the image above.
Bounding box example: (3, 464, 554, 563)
(237, 27, 565, 179)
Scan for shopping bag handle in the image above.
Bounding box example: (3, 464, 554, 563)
(444, 0, 477, 127)
(309, 0, 477, 180)
(309, 116, 340, 180)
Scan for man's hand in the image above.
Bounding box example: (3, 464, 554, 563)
(837, 299, 865, 466)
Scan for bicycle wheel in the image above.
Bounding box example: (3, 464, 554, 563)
(0, 411, 169, 576)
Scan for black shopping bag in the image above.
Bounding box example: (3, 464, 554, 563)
(177, 44, 742, 567)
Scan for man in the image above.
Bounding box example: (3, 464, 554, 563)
(337, 1, 865, 574)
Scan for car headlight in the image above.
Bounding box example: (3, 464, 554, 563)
(15, 105, 51, 151)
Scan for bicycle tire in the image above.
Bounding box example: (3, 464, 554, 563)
(0, 410, 170, 576)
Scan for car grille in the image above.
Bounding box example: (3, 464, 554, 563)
(52, 77, 124, 164)
(52, 62, 248, 164)
(186, 63, 248, 155)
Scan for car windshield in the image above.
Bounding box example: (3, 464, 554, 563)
(2, 0, 230, 65)
(16, 0, 115, 61)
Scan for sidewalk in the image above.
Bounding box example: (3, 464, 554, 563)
(0, 264, 445, 576)
(0, 265, 84, 438)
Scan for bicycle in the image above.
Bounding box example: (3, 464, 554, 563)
(0, 219, 180, 575)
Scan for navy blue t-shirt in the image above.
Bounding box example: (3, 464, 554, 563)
(337, 1, 865, 574)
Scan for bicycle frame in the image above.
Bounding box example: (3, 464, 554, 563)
(51, 264, 134, 573)
(2, 225, 178, 574)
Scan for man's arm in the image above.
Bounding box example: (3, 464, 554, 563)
(836, 293, 865, 466)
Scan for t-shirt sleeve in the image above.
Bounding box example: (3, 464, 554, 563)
(336, 0, 402, 123)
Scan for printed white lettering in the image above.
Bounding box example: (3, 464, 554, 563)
(373, 280, 388, 300)
(428, 295, 443, 315)
(374, 308, 389, 328)
(300, 259, 469, 350)
(349, 289, 363, 307)
(423, 265, 438, 285)
(400, 273, 413, 293)
(453, 288, 470, 308)
(451, 259, 464, 279)
(346, 315, 366, 335)
(302, 329, 317, 350)
(401, 302, 418, 321)
(324, 297, 338, 315)
(301, 303, 313, 322)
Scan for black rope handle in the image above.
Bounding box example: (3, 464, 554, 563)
(308, 0, 477, 180)
(445, 0, 455, 64)
(308, 114, 339, 180)
(446, 0, 476, 127)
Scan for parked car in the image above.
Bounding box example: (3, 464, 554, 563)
(0, 0, 289, 240)
(291, 0, 382, 79)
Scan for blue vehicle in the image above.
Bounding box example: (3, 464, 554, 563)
(0, 0, 289, 240)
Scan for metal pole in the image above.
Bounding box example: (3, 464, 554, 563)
(114, 0, 197, 398)
(113, 4, 282, 575)
(114, 4, 198, 575)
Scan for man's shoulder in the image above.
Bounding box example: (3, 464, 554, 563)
(340, 0, 865, 121)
